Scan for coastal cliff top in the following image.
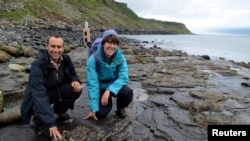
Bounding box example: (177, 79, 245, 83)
(0, 0, 192, 34)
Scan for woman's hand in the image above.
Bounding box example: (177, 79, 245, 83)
(84, 112, 98, 120)
(101, 90, 110, 106)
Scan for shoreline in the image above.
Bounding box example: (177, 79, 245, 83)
(120, 34, 250, 64)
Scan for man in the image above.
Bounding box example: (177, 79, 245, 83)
(84, 29, 133, 120)
(21, 35, 82, 140)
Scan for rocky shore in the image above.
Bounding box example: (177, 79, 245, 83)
(1, 21, 250, 141)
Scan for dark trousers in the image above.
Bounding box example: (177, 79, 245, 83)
(96, 85, 133, 119)
(47, 84, 82, 114)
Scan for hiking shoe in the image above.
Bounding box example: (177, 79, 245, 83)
(32, 116, 40, 125)
(57, 113, 70, 121)
(116, 109, 127, 118)
(30, 117, 51, 140)
(30, 116, 41, 131)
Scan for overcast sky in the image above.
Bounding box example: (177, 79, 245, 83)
(115, 0, 250, 35)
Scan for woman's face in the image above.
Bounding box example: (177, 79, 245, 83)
(103, 41, 117, 59)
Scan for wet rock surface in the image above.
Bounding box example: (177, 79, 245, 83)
(0, 21, 250, 141)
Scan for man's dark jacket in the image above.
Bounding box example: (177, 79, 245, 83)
(21, 50, 81, 128)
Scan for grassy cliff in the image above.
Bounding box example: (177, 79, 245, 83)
(0, 0, 192, 34)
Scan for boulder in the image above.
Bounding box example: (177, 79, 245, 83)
(0, 91, 3, 113)
(8, 63, 25, 72)
(0, 105, 21, 124)
(0, 51, 9, 63)
(22, 45, 36, 57)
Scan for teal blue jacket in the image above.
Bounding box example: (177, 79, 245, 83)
(86, 45, 129, 112)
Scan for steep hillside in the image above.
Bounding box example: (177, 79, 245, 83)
(0, 0, 192, 34)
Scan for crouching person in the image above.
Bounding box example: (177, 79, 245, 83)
(84, 29, 133, 120)
(21, 35, 82, 140)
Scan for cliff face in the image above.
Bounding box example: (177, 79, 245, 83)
(0, 0, 192, 34)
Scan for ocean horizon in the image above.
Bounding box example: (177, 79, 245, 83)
(120, 34, 250, 63)
(197, 28, 250, 37)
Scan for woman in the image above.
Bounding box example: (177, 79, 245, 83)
(84, 29, 133, 120)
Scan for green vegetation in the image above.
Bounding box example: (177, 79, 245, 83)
(0, 0, 192, 34)
(1, 9, 27, 22)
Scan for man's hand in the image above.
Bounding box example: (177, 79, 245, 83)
(101, 90, 110, 106)
(71, 81, 82, 92)
(84, 112, 98, 120)
(49, 126, 62, 140)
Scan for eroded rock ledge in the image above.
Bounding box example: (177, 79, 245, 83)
(0, 21, 250, 141)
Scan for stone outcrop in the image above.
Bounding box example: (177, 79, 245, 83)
(1, 45, 250, 140)
(0, 22, 250, 141)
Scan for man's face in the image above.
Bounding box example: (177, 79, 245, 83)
(103, 41, 117, 59)
(46, 37, 64, 62)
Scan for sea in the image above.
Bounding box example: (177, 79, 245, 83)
(120, 34, 250, 63)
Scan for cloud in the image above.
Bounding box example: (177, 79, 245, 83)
(116, 0, 250, 35)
